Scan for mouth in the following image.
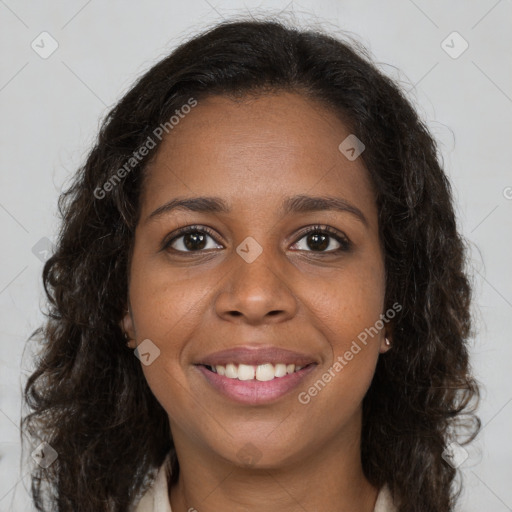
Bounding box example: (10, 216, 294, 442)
(195, 362, 318, 405)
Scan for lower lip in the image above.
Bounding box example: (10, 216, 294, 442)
(195, 364, 317, 405)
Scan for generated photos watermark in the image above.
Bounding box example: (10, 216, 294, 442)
(94, 97, 198, 199)
(297, 301, 402, 404)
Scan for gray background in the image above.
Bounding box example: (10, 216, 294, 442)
(1, 1, 511, 510)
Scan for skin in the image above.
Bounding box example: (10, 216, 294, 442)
(121, 92, 392, 512)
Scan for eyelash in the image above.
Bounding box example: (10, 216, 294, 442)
(161, 224, 352, 255)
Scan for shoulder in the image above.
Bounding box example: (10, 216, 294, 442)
(132, 456, 173, 512)
(374, 484, 398, 512)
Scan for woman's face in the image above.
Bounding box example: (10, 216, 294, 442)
(122, 92, 390, 468)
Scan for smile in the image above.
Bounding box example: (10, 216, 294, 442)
(196, 362, 317, 404)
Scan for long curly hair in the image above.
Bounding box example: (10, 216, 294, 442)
(21, 17, 481, 512)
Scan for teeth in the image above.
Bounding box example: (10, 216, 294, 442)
(255, 363, 274, 381)
(274, 363, 287, 378)
(225, 363, 237, 379)
(238, 364, 255, 381)
(207, 362, 308, 381)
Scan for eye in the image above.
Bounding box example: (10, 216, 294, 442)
(291, 225, 351, 253)
(162, 225, 222, 253)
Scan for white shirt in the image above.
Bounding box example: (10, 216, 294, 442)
(133, 455, 398, 512)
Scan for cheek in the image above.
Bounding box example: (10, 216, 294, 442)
(127, 245, 211, 339)
(127, 272, 200, 427)
(300, 257, 385, 393)
(126, 249, 208, 406)
(301, 256, 386, 345)
(298, 285, 383, 425)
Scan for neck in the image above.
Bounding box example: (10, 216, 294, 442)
(167, 414, 379, 512)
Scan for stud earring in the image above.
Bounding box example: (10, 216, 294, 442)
(384, 337, 391, 347)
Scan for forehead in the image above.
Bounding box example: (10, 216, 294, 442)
(140, 92, 377, 226)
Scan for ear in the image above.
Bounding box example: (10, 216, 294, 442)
(120, 308, 136, 349)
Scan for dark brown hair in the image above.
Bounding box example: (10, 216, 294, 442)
(22, 17, 481, 512)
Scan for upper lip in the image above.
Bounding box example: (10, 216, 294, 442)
(196, 346, 318, 367)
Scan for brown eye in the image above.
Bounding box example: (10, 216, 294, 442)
(162, 226, 223, 253)
(291, 226, 351, 253)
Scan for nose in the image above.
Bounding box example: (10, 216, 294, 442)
(214, 248, 298, 325)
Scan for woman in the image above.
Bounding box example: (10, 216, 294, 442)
(22, 18, 481, 512)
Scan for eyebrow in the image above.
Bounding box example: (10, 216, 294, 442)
(146, 194, 368, 227)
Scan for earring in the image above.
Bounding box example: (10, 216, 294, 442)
(384, 337, 391, 347)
